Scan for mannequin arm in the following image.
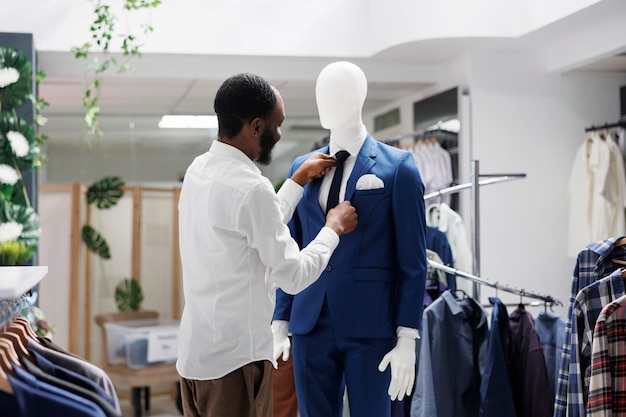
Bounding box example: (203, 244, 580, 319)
(377, 336, 416, 401)
(271, 320, 291, 368)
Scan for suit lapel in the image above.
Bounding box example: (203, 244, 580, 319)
(305, 145, 329, 217)
(345, 135, 377, 202)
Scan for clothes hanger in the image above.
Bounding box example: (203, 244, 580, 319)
(0, 329, 34, 363)
(9, 317, 41, 344)
(0, 338, 20, 368)
(0, 350, 14, 394)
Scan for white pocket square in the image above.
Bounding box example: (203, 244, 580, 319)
(356, 174, 384, 190)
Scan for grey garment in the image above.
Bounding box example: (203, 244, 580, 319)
(534, 312, 566, 404)
(28, 339, 121, 413)
(411, 291, 488, 417)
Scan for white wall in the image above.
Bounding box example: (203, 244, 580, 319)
(367, 49, 626, 316)
(467, 50, 626, 315)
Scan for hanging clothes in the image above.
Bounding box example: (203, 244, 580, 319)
(426, 226, 455, 289)
(479, 297, 517, 417)
(508, 305, 551, 417)
(534, 311, 566, 410)
(555, 236, 626, 417)
(426, 202, 473, 294)
(0, 320, 121, 417)
(567, 133, 626, 258)
(587, 293, 626, 416)
(566, 268, 626, 416)
(411, 291, 488, 417)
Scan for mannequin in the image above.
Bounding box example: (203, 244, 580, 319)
(273, 61, 427, 417)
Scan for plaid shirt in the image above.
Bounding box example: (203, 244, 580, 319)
(587, 294, 626, 416)
(554, 237, 626, 417)
(568, 270, 625, 416)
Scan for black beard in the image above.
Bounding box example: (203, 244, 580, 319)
(257, 130, 276, 166)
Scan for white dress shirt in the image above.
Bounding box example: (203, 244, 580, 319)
(568, 133, 626, 257)
(176, 140, 339, 380)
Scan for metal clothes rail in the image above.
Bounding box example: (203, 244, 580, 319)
(428, 259, 562, 306)
(424, 173, 527, 201)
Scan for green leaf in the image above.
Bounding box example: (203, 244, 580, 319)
(81, 225, 111, 259)
(114, 278, 144, 312)
(86, 176, 125, 209)
(0, 113, 39, 170)
(0, 201, 40, 248)
(0, 46, 32, 110)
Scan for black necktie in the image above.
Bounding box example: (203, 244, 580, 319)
(326, 150, 350, 213)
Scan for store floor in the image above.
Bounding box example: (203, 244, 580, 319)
(119, 395, 182, 417)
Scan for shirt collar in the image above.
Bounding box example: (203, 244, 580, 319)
(210, 139, 261, 175)
(329, 133, 366, 159)
(442, 290, 463, 315)
(588, 236, 626, 273)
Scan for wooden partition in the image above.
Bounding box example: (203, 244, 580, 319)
(39, 184, 182, 362)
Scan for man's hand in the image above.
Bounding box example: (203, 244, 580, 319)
(290, 153, 337, 186)
(325, 201, 358, 236)
(377, 337, 416, 401)
(271, 321, 290, 368)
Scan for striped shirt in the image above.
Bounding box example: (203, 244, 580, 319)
(588, 294, 626, 416)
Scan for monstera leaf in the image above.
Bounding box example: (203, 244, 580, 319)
(81, 225, 111, 259)
(0, 200, 40, 247)
(86, 176, 125, 209)
(0, 46, 32, 110)
(0, 113, 39, 170)
(115, 278, 144, 312)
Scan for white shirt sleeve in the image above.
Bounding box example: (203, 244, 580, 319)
(238, 180, 339, 295)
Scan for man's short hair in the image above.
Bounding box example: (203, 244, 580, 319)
(214, 73, 277, 138)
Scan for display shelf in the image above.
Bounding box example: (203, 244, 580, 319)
(0, 266, 48, 298)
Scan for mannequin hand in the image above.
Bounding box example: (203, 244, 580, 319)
(290, 153, 337, 186)
(377, 337, 416, 401)
(271, 321, 291, 368)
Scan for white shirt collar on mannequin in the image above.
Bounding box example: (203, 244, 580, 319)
(328, 123, 367, 158)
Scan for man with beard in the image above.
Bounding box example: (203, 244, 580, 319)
(176, 73, 358, 417)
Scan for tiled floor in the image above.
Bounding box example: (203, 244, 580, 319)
(119, 395, 182, 417)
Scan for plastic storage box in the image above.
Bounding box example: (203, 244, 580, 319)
(104, 318, 180, 369)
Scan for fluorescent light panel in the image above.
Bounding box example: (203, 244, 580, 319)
(158, 115, 218, 129)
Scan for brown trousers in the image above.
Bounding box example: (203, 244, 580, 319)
(272, 351, 298, 417)
(180, 361, 273, 417)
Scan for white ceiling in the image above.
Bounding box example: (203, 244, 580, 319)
(14, 0, 625, 156)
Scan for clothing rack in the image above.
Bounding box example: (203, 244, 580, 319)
(379, 127, 458, 145)
(428, 259, 563, 306)
(584, 117, 626, 132)
(0, 295, 27, 329)
(424, 173, 527, 201)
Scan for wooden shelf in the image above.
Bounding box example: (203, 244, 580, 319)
(0, 266, 48, 299)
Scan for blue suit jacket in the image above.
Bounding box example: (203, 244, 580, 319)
(274, 134, 427, 338)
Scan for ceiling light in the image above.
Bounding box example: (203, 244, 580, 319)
(158, 115, 218, 129)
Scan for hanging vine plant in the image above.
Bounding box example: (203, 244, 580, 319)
(72, 0, 162, 143)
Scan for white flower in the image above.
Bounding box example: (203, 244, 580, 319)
(35, 115, 48, 127)
(7, 131, 29, 157)
(0, 221, 23, 243)
(0, 68, 19, 88)
(0, 164, 18, 185)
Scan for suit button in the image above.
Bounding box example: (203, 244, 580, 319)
(325, 266, 332, 272)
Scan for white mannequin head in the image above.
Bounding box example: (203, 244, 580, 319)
(315, 61, 367, 131)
